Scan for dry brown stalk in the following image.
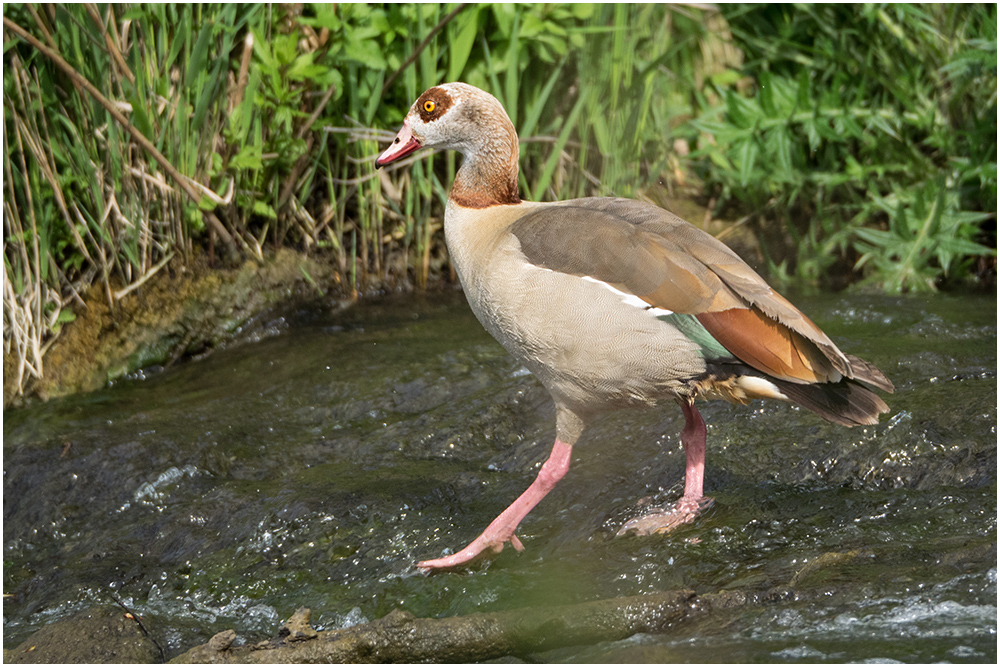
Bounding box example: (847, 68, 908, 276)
(3, 15, 238, 256)
(230, 32, 254, 112)
(84, 2, 135, 85)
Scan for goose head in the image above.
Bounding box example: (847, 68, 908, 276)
(376, 83, 521, 206)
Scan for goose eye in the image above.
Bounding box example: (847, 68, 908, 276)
(423, 100, 436, 113)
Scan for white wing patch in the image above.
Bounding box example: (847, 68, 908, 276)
(580, 276, 674, 317)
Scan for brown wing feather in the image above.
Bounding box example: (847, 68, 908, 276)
(638, 241, 746, 313)
(509, 197, 890, 391)
(653, 221, 853, 376)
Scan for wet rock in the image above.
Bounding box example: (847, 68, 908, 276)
(6, 606, 160, 664)
(278, 607, 318, 641)
(171, 592, 695, 663)
(15, 248, 339, 405)
(789, 550, 862, 586)
(935, 540, 997, 572)
(208, 629, 237, 651)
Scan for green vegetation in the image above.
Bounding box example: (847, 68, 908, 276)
(696, 4, 996, 291)
(3, 3, 996, 396)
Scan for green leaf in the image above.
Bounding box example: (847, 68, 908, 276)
(491, 3, 516, 37)
(758, 71, 775, 117)
(736, 138, 759, 187)
(230, 143, 263, 170)
(531, 89, 587, 200)
(854, 227, 896, 245)
(804, 119, 821, 153)
(936, 237, 996, 255)
(343, 38, 387, 70)
(186, 23, 213, 85)
(164, 12, 190, 74)
(520, 58, 565, 139)
(128, 95, 154, 141)
(725, 90, 754, 129)
(55, 308, 76, 328)
(253, 200, 277, 219)
(796, 69, 811, 110)
(252, 26, 278, 73)
(447, 6, 480, 83)
(504, 13, 521, 129)
(766, 128, 793, 175)
(811, 115, 842, 142)
(867, 112, 900, 141)
(230, 67, 261, 141)
(363, 71, 384, 125)
(710, 69, 743, 87)
(287, 53, 327, 81)
(299, 3, 342, 31)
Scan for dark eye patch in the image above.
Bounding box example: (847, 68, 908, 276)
(415, 87, 454, 122)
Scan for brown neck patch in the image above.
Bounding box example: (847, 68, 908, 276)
(450, 109, 522, 208)
(451, 175, 521, 209)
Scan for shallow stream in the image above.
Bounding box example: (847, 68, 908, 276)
(4, 289, 996, 661)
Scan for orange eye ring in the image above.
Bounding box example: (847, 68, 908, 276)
(423, 100, 436, 113)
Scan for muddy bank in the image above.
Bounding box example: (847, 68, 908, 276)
(4, 249, 352, 407)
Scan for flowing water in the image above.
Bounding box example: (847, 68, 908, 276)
(3, 289, 996, 662)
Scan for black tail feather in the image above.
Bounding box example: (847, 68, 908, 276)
(773, 377, 890, 427)
(846, 354, 895, 393)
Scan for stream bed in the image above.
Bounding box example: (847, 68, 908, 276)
(4, 289, 996, 662)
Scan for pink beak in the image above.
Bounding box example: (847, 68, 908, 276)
(375, 119, 422, 168)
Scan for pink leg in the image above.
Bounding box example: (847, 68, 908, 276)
(678, 401, 707, 504)
(418, 439, 573, 571)
(617, 401, 714, 537)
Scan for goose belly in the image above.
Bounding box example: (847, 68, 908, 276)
(448, 225, 705, 413)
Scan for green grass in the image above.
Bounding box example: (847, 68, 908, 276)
(3, 3, 996, 398)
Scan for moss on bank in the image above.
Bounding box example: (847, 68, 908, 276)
(3, 249, 345, 407)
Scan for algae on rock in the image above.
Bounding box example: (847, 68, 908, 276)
(5, 249, 342, 406)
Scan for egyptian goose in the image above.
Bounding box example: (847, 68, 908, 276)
(375, 83, 893, 572)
